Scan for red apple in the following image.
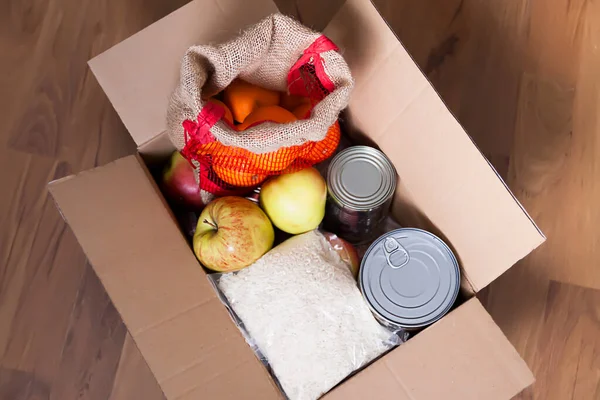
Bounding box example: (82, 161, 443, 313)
(161, 151, 205, 210)
(323, 231, 360, 278)
(193, 196, 274, 272)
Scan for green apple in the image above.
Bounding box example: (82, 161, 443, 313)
(193, 196, 274, 272)
(260, 167, 327, 234)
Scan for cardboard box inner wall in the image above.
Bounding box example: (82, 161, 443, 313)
(48, 0, 546, 399)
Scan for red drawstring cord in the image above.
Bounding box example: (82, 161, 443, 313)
(181, 101, 223, 161)
(180, 35, 340, 194)
(288, 35, 339, 93)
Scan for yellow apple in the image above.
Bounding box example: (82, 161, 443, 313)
(259, 167, 327, 234)
(193, 196, 274, 272)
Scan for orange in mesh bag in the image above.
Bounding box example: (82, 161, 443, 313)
(197, 121, 341, 187)
(167, 13, 354, 200)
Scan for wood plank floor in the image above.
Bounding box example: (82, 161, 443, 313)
(1, 0, 598, 399)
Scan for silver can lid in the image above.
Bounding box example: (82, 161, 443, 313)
(359, 228, 460, 329)
(327, 146, 397, 211)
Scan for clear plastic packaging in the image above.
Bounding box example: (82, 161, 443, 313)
(208, 230, 405, 400)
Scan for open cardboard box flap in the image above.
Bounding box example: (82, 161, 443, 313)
(88, 0, 280, 147)
(89, 0, 545, 292)
(49, 156, 281, 399)
(49, 0, 545, 398)
(49, 155, 533, 400)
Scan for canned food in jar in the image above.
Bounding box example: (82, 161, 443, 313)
(324, 146, 397, 244)
(359, 228, 460, 330)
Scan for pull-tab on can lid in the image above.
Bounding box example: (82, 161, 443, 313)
(359, 228, 460, 329)
(327, 146, 397, 211)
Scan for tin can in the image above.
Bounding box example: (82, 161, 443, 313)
(359, 228, 460, 330)
(324, 146, 397, 244)
(245, 187, 261, 204)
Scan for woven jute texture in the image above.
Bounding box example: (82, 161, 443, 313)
(166, 13, 354, 155)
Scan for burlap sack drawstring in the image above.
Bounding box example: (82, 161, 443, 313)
(167, 13, 354, 203)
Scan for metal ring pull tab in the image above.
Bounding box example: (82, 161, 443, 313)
(384, 237, 410, 269)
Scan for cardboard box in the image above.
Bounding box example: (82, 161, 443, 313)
(48, 0, 546, 398)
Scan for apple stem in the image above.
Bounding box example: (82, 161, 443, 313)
(203, 219, 218, 229)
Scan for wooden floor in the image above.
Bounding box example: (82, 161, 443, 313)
(1, 0, 599, 399)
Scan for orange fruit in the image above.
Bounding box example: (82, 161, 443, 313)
(292, 103, 312, 119)
(194, 140, 267, 187)
(223, 79, 280, 123)
(280, 92, 311, 111)
(237, 105, 297, 131)
(247, 145, 309, 172)
(303, 121, 341, 163)
(212, 162, 267, 187)
(207, 98, 234, 126)
(195, 140, 227, 158)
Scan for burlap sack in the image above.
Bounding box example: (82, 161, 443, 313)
(167, 13, 354, 202)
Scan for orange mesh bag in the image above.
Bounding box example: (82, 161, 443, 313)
(166, 13, 354, 203)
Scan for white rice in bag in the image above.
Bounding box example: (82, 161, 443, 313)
(216, 230, 397, 400)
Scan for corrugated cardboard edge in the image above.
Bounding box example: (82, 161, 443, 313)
(48, 155, 282, 400)
(324, 298, 535, 400)
(368, 0, 545, 242)
(369, 0, 546, 259)
(109, 333, 166, 400)
(47, 158, 169, 400)
(324, 0, 546, 292)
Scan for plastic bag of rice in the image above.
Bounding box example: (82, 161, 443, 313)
(213, 230, 400, 400)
